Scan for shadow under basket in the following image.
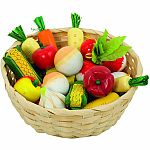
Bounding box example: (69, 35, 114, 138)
(1, 28, 143, 138)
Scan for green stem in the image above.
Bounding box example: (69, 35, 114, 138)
(32, 79, 39, 87)
(96, 80, 101, 85)
(71, 13, 81, 28)
(8, 25, 26, 42)
(34, 16, 45, 31)
(128, 75, 149, 86)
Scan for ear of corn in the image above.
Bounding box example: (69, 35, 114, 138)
(65, 81, 87, 109)
(3, 47, 42, 83)
(84, 92, 119, 109)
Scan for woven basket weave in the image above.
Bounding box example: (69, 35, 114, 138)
(1, 28, 143, 138)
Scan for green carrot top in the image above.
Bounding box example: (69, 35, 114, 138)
(34, 16, 45, 31)
(92, 30, 131, 64)
(8, 25, 26, 42)
(71, 13, 81, 28)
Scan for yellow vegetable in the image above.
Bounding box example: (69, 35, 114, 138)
(68, 28, 83, 49)
(68, 13, 84, 49)
(21, 37, 40, 62)
(113, 76, 132, 92)
(46, 68, 75, 85)
(84, 92, 119, 109)
(8, 25, 40, 63)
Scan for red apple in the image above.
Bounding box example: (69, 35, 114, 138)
(32, 45, 57, 70)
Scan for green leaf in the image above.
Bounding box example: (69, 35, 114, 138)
(101, 45, 131, 61)
(102, 36, 126, 57)
(101, 29, 108, 46)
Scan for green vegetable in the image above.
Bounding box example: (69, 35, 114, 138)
(65, 81, 87, 110)
(92, 29, 131, 64)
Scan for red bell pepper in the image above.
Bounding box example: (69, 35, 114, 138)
(32, 45, 57, 70)
(83, 66, 114, 97)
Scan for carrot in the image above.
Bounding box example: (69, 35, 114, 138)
(34, 16, 57, 49)
(68, 13, 84, 49)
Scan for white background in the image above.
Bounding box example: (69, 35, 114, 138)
(0, 0, 150, 150)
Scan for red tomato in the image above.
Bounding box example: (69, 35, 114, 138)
(80, 39, 96, 59)
(32, 45, 57, 70)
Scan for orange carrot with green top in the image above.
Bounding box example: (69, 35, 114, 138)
(34, 16, 57, 50)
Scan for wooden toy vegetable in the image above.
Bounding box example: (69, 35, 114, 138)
(42, 72, 69, 95)
(32, 45, 57, 70)
(84, 92, 119, 109)
(83, 66, 114, 97)
(8, 25, 40, 62)
(111, 71, 128, 79)
(3, 47, 42, 82)
(65, 81, 87, 110)
(54, 46, 83, 76)
(34, 16, 57, 49)
(114, 75, 149, 92)
(80, 39, 96, 59)
(14, 76, 41, 102)
(103, 55, 127, 72)
(68, 13, 84, 49)
(46, 68, 75, 85)
(76, 60, 95, 81)
(39, 87, 65, 109)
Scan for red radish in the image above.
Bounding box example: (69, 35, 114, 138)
(102, 55, 127, 72)
(80, 39, 96, 59)
(76, 60, 95, 81)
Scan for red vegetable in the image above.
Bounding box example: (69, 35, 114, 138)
(80, 39, 96, 59)
(83, 66, 114, 97)
(76, 60, 95, 81)
(32, 45, 57, 70)
(102, 56, 126, 72)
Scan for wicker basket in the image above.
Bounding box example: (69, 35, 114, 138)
(1, 28, 143, 138)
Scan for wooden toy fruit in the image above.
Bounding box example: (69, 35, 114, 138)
(54, 46, 83, 76)
(84, 92, 119, 109)
(42, 72, 69, 95)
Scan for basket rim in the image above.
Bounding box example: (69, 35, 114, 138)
(1, 28, 143, 116)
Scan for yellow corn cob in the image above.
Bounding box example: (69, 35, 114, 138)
(6, 48, 41, 82)
(84, 92, 119, 109)
(70, 84, 84, 107)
